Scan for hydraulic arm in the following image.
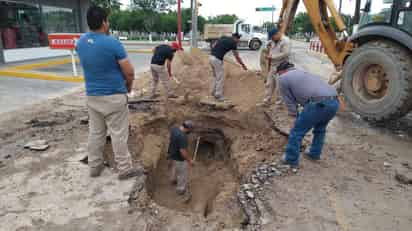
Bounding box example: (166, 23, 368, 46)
(278, 0, 353, 68)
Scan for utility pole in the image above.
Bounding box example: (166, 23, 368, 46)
(271, 5, 275, 25)
(191, 0, 198, 49)
(177, 0, 182, 47)
(338, 0, 342, 14)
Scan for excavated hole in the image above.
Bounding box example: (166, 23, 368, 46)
(145, 126, 239, 218)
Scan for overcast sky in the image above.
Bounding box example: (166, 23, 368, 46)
(120, 0, 359, 25)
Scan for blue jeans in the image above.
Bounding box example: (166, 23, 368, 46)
(284, 98, 339, 166)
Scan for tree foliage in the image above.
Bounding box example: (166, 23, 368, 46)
(206, 14, 238, 24)
(290, 12, 314, 34)
(109, 8, 207, 33)
(91, 0, 121, 12)
(290, 12, 354, 36)
(131, 0, 178, 11)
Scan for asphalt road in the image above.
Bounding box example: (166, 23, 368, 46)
(0, 45, 153, 114)
(0, 42, 257, 115)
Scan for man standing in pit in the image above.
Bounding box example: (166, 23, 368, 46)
(149, 42, 181, 99)
(76, 6, 142, 180)
(277, 61, 339, 167)
(168, 121, 194, 200)
(210, 33, 248, 102)
(261, 28, 291, 106)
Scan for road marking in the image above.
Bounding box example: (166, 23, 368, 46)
(0, 69, 84, 82)
(0, 49, 150, 82)
(10, 58, 78, 70)
(126, 49, 153, 54)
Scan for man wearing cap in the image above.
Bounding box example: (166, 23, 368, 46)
(150, 42, 181, 99)
(262, 28, 291, 106)
(277, 61, 339, 167)
(210, 33, 248, 102)
(168, 121, 194, 199)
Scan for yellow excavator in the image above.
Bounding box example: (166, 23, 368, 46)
(262, 0, 412, 122)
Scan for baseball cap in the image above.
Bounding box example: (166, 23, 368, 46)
(182, 120, 194, 130)
(268, 27, 279, 40)
(232, 33, 242, 39)
(170, 42, 182, 51)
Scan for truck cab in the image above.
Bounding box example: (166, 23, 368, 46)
(233, 20, 267, 50)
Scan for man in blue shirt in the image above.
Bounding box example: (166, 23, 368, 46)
(277, 61, 339, 167)
(76, 6, 142, 180)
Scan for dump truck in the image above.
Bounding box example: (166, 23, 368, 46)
(204, 19, 267, 50)
(262, 0, 412, 122)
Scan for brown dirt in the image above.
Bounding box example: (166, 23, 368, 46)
(120, 50, 289, 229)
(2, 46, 412, 231)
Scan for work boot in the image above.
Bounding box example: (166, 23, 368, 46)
(149, 93, 160, 99)
(278, 158, 298, 169)
(177, 189, 191, 203)
(118, 166, 145, 180)
(303, 152, 321, 162)
(90, 164, 105, 178)
(214, 96, 226, 102)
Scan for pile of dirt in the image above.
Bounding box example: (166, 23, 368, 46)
(122, 50, 292, 229)
(135, 50, 265, 112)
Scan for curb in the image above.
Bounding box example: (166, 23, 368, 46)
(0, 69, 84, 82)
(127, 49, 153, 54)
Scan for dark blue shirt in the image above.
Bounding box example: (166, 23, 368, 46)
(76, 32, 128, 96)
(211, 36, 237, 60)
(151, 45, 175, 65)
(168, 127, 188, 161)
(279, 69, 337, 115)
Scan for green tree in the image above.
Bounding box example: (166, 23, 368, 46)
(207, 14, 238, 24)
(91, 0, 121, 12)
(132, 0, 178, 11)
(330, 14, 353, 35)
(290, 12, 314, 34)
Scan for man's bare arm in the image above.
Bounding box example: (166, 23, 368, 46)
(118, 58, 135, 93)
(180, 149, 193, 166)
(166, 59, 172, 78)
(233, 50, 248, 71)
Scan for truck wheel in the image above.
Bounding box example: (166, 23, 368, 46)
(342, 40, 412, 122)
(249, 39, 262, 50)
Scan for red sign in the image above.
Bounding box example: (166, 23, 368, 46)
(48, 33, 82, 50)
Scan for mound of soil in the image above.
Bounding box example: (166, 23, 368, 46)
(121, 50, 292, 229)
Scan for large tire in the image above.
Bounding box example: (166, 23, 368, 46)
(249, 39, 262, 50)
(342, 40, 412, 121)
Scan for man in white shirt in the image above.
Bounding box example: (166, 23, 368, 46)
(262, 28, 291, 106)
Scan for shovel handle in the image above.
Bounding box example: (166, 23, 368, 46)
(193, 137, 200, 162)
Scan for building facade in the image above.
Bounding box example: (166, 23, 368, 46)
(0, 0, 90, 63)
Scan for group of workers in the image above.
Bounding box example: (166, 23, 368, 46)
(77, 6, 339, 199)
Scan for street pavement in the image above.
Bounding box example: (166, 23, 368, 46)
(0, 44, 152, 114)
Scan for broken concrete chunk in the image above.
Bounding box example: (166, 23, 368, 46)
(80, 116, 89, 125)
(199, 98, 235, 110)
(24, 140, 49, 151)
(246, 191, 255, 199)
(395, 168, 412, 185)
(383, 162, 392, 168)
